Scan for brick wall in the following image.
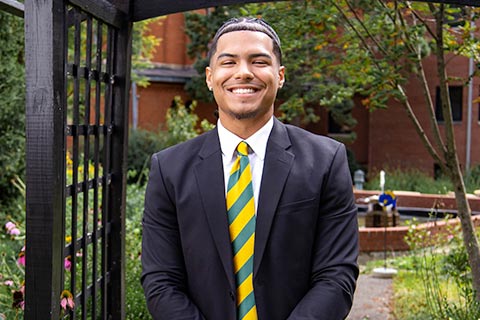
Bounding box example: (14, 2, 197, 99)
(359, 215, 480, 252)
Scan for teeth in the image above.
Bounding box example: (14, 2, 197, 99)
(231, 88, 255, 94)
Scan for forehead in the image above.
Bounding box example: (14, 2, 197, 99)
(215, 30, 275, 57)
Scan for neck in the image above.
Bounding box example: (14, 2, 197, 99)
(220, 116, 271, 139)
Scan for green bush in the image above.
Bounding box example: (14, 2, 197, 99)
(395, 219, 480, 319)
(125, 182, 151, 319)
(0, 12, 26, 210)
(127, 96, 214, 185)
(464, 164, 480, 194)
(127, 128, 168, 184)
(365, 168, 453, 194)
(364, 165, 480, 195)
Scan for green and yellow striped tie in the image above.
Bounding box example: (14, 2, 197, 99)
(227, 141, 257, 320)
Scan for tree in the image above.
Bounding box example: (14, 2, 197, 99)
(184, 0, 480, 300)
(317, 0, 480, 300)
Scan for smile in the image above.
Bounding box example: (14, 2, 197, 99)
(230, 88, 257, 94)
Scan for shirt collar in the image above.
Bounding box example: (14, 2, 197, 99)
(217, 117, 274, 161)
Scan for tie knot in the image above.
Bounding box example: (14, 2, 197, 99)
(237, 141, 249, 156)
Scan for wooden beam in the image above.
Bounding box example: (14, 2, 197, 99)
(419, 0, 480, 5)
(132, 0, 480, 22)
(132, 0, 275, 22)
(69, 0, 127, 28)
(0, 0, 24, 18)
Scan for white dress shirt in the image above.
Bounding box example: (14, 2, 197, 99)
(217, 117, 274, 213)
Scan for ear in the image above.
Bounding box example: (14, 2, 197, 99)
(278, 66, 285, 88)
(205, 66, 212, 90)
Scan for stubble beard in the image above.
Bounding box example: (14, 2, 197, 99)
(229, 109, 259, 120)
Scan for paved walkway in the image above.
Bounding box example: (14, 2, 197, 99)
(347, 274, 393, 320)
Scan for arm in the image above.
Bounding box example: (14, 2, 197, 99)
(141, 153, 205, 320)
(288, 144, 359, 320)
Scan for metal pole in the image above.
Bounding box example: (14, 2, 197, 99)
(466, 18, 475, 172)
(132, 81, 138, 129)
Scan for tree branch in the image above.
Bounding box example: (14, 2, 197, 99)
(396, 84, 446, 171)
(344, 0, 389, 57)
(410, 6, 437, 41)
(403, 2, 448, 155)
(331, 1, 383, 71)
(432, 4, 458, 161)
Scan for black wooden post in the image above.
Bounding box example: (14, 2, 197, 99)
(107, 18, 132, 320)
(24, 0, 66, 318)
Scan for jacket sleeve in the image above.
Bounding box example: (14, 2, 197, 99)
(141, 153, 205, 320)
(288, 144, 359, 320)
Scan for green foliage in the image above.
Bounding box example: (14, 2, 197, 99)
(365, 168, 454, 194)
(400, 219, 480, 319)
(127, 96, 214, 184)
(128, 127, 169, 184)
(132, 18, 162, 87)
(0, 179, 25, 319)
(364, 166, 480, 194)
(125, 182, 151, 319)
(464, 164, 480, 194)
(0, 12, 25, 210)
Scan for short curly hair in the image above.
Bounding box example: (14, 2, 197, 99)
(207, 17, 282, 65)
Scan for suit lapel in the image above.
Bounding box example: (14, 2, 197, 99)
(254, 119, 294, 277)
(194, 129, 235, 290)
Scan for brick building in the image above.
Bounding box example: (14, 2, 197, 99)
(131, 13, 480, 177)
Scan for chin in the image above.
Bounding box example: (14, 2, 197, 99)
(232, 110, 258, 120)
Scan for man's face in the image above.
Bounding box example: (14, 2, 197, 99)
(206, 31, 285, 132)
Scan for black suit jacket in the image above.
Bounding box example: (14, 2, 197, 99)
(141, 118, 359, 320)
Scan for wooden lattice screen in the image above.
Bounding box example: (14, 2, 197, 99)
(24, 1, 131, 319)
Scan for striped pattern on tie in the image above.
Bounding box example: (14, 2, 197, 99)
(227, 141, 257, 320)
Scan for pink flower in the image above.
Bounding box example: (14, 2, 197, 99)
(8, 228, 20, 236)
(5, 221, 15, 231)
(5, 222, 21, 236)
(4, 280, 14, 286)
(17, 251, 25, 266)
(5, 221, 21, 236)
(64, 256, 71, 271)
(60, 290, 75, 311)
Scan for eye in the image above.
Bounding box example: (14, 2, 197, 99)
(220, 60, 235, 66)
(253, 60, 268, 65)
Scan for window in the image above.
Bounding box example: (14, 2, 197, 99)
(435, 86, 463, 122)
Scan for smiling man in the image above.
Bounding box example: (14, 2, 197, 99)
(141, 17, 359, 320)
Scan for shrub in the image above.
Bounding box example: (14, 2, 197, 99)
(365, 168, 453, 194)
(127, 128, 168, 184)
(397, 219, 480, 319)
(125, 182, 151, 319)
(0, 12, 26, 210)
(464, 164, 480, 194)
(127, 96, 214, 185)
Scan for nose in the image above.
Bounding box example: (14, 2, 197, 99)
(234, 61, 254, 80)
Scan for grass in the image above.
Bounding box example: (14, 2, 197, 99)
(362, 234, 480, 320)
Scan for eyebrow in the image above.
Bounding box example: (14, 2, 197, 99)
(216, 53, 273, 61)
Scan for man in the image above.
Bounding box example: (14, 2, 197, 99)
(141, 17, 359, 320)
